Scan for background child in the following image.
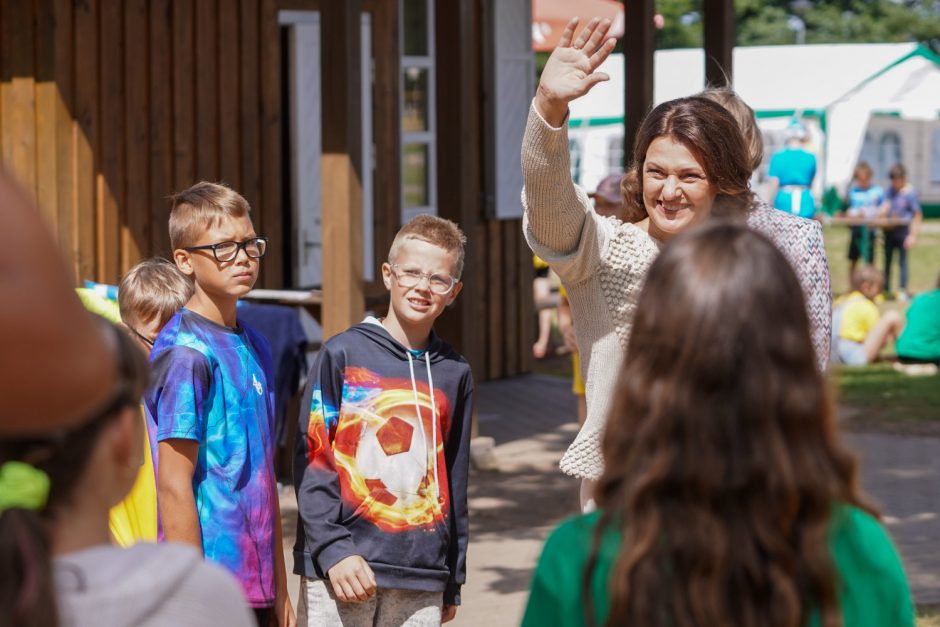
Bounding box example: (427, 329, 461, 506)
(523, 223, 912, 627)
(880, 163, 923, 300)
(293, 215, 473, 627)
(144, 182, 293, 626)
(832, 265, 903, 366)
(844, 161, 883, 287)
(895, 271, 940, 369)
(104, 258, 194, 547)
(0, 321, 253, 627)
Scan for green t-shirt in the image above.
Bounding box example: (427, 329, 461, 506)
(896, 289, 940, 361)
(522, 505, 913, 627)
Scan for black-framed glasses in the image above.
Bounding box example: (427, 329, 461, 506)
(127, 326, 155, 348)
(390, 264, 458, 295)
(184, 237, 268, 263)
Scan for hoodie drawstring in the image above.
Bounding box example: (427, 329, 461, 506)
(406, 352, 441, 507)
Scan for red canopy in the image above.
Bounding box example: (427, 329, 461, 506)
(532, 0, 625, 52)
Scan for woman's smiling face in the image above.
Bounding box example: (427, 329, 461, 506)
(642, 135, 717, 241)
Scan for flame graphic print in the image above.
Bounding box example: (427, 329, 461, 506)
(307, 367, 451, 533)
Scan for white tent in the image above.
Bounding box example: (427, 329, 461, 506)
(568, 43, 939, 192)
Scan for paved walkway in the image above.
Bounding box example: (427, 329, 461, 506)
(282, 374, 940, 626)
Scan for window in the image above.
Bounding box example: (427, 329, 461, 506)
(878, 131, 902, 183)
(607, 136, 624, 172)
(400, 0, 436, 223)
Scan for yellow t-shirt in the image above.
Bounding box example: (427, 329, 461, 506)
(837, 291, 880, 343)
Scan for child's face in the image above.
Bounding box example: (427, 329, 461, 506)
(175, 214, 260, 302)
(125, 315, 163, 355)
(382, 239, 462, 330)
(856, 172, 871, 189)
(890, 175, 906, 191)
(860, 280, 882, 300)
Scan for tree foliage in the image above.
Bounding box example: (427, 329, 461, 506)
(654, 0, 940, 49)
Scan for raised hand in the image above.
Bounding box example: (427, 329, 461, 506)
(535, 17, 617, 127)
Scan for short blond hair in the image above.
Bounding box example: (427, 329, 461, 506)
(851, 264, 884, 291)
(698, 86, 763, 173)
(169, 181, 252, 250)
(388, 215, 467, 278)
(119, 257, 194, 326)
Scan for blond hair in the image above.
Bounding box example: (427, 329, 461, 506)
(698, 86, 764, 173)
(169, 181, 252, 250)
(851, 264, 884, 291)
(388, 214, 467, 278)
(119, 257, 194, 326)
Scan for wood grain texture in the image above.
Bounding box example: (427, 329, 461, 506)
(125, 0, 150, 270)
(74, 0, 99, 280)
(97, 0, 124, 282)
(149, 0, 173, 256)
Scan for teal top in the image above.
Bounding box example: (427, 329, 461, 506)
(896, 289, 940, 361)
(522, 505, 913, 627)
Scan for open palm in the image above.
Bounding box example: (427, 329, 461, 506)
(536, 17, 617, 126)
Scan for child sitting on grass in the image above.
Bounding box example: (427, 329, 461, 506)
(832, 265, 903, 366)
(894, 271, 940, 373)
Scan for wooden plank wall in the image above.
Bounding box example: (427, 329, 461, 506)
(0, 0, 534, 381)
(0, 0, 287, 286)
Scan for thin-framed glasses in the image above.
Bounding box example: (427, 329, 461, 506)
(184, 237, 268, 263)
(390, 264, 457, 295)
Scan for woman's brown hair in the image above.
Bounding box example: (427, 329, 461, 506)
(0, 322, 149, 627)
(621, 97, 754, 223)
(586, 222, 873, 627)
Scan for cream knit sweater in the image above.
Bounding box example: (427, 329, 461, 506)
(521, 103, 832, 480)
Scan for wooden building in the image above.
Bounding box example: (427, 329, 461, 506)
(0, 0, 732, 382)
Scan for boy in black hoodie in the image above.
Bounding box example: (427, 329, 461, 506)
(294, 215, 473, 626)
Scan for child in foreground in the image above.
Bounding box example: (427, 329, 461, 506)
(832, 265, 903, 366)
(293, 215, 473, 627)
(0, 322, 253, 627)
(522, 223, 913, 627)
(144, 182, 293, 626)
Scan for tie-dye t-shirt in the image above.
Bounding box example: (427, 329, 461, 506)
(144, 308, 277, 608)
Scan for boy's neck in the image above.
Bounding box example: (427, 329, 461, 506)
(381, 312, 433, 351)
(186, 290, 238, 328)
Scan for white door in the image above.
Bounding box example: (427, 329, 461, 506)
(281, 11, 374, 288)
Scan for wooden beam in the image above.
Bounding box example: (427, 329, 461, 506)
(52, 0, 77, 277)
(258, 0, 281, 287)
(320, 0, 364, 338)
(125, 0, 150, 270)
(149, 0, 173, 257)
(1, 1, 37, 198)
(703, 0, 734, 87)
(74, 0, 99, 281)
(98, 0, 124, 282)
(173, 0, 196, 191)
(623, 0, 654, 153)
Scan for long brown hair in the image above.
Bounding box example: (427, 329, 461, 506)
(621, 97, 754, 223)
(586, 222, 872, 627)
(0, 322, 149, 627)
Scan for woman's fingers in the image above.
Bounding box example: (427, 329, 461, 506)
(571, 17, 600, 51)
(589, 37, 617, 70)
(584, 18, 612, 57)
(557, 17, 580, 48)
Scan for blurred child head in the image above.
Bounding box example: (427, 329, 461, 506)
(591, 222, 868, 627)
(851, 264, 884, 300)
(589, 173, 625, 220)
(169, 182, 263, 302)
(119, 258, 194, 352)
(888, 163, 907, 191)
(853, 161, 873, 189)
(698, 86, 763, 173)
(0, 323, 149, 627)
(382, 215, 467, 329)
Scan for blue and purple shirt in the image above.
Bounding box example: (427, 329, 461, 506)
(144, 308, 277, 608)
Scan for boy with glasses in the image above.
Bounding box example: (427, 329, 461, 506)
(293, 215, 473, 626)
(144, 182, 294, 627)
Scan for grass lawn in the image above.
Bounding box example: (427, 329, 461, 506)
(824, 219, 940, 427)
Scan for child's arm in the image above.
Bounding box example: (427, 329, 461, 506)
(158, 439, 202, 552)
(272, 490, 296, 626)
(442, 373, 475, 616)
(294, 346, 375, 601)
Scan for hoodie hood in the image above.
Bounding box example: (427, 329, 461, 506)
(349, 317, 454, 364)
(55, 543, 224, 627)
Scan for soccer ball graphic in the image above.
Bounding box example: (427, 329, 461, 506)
(356, 411, 430, 508)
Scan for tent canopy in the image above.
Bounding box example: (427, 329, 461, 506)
(569, 42, 921, 124)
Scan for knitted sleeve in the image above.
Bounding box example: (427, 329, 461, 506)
(521, 101, 613, 285)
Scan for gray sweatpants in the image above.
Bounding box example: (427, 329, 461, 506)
(297, 577, 443, 627)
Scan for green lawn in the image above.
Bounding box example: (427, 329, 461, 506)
(824, 219, 940, 426)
